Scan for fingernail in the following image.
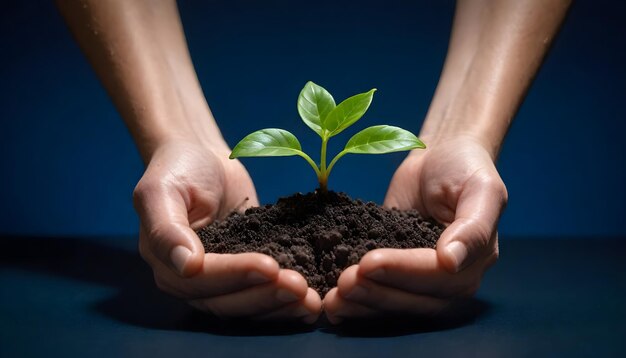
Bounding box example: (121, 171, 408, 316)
(247, 271, 271, 285)
(170, 245, 192, 275)
(345, 285, 367, 300)
(365, 268, 385, 281)
(276, 289, 299, 303)
(446, 241, 468, 272)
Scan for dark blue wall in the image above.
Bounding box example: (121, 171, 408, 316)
(1, 1, 624, 237)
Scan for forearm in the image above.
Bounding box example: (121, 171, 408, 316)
(57, 0, 228, 163)
(421, 0, 571, 159)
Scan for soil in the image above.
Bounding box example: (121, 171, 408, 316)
(197, 191, 443, 296)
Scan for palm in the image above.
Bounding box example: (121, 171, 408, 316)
(144, 142, 258, 230)
(385, 136, 499, 226)
(323, 136, 507, 323)
(135, 142, 321, 322)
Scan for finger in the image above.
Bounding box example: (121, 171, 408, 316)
(134, 180, 206, 277)
(436, 170, 507, 273)
(357, 248, 482, 298)
(189, 269, 308, 318)
(338, 265, 450, 316)
(150, 252, 280, 299)
(253, 288, 322, 324)
(323, 287, 381, 325)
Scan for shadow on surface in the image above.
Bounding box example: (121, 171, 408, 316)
(1, 236, 490, 337)
(321, 299, 491, 337)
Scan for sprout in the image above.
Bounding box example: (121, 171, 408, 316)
(230, 81, 425, 192)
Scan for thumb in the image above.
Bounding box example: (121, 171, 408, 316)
(436, 172, 507, 273)
(134, 181, 205, 277)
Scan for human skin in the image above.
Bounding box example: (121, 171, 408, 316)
(57, 0, 570, 323)
(56, 0, 321, 323)
(323, 0, 571, 323)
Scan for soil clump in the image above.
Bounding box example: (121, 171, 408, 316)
(197, 191, 443, 296)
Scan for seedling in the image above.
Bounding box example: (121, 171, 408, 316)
(230, 81, 426, 192)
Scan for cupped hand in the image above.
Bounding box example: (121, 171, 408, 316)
(324, 136, 507, 323)
(133, 140, 321, 323)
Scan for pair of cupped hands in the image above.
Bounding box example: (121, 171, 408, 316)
(133, 135, 507, 324)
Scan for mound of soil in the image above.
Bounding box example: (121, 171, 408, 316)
(197, 191, 443, 296)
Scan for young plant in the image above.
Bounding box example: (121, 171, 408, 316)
(229, 81, 426, 192)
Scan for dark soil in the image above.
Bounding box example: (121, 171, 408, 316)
(197, 191, 443, 296)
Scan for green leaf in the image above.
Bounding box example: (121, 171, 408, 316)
(297, 81, 336, 137)
(344, 125, 425, 154)
(230, 128, 304, 158)
(322, 88, 376, 137)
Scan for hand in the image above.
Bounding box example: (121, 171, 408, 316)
(324, 135, 507, 323)
(133, 140, 321, 323)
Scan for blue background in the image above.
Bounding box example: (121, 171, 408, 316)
(1, 0, 624, 237)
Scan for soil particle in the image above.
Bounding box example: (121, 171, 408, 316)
(197, 191, 443, 296)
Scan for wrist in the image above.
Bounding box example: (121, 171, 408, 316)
(139, 113, 231, 165)
(419, 89, 509, 161)
(418, 124, 501, 162)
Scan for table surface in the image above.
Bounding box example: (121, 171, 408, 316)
(1, 236, 624, 357)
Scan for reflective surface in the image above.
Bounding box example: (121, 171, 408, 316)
(1, 236, 624, 357)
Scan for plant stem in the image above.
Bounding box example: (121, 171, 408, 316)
(326, 150, 347, 178)
(296, 151, 321, 177)
(318, 175, 328, 193)
(319, 136, 329, 192)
